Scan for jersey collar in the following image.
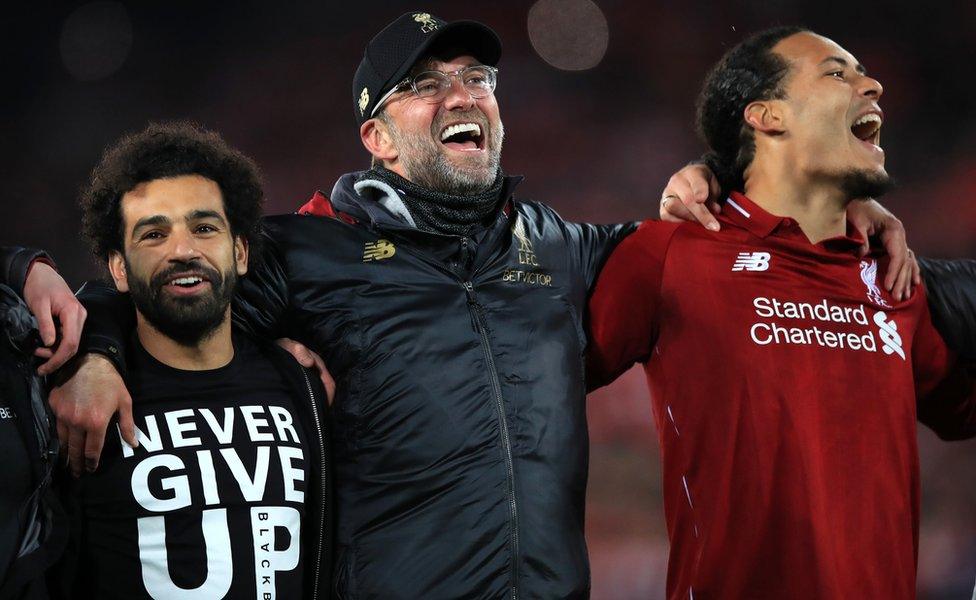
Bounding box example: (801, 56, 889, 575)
(722, 191, 866, 252)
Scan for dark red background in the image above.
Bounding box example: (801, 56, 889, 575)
(2, 2, 973, 597)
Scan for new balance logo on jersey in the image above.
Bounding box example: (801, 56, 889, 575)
(363, 239, 396, 262)
(732, 252, 771, 272)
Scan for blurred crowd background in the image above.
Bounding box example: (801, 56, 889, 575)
(2, 1, 974, 597)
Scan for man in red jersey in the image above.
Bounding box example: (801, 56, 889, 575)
(586, 27, 976, 599)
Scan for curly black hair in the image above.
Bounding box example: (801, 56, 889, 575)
(80, 121, 264, 261)
(696, 26, 808, 194)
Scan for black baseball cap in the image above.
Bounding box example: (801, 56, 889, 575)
(352, 11, 502, 125)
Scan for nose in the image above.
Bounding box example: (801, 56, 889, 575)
(441, 76, 475, 111)
(860, 74, 883, 100)
(168, 228, 202, 261)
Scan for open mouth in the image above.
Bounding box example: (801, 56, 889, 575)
(439, 122, 485, 152)
(850, 112, 882, 149)
(164, 273, 211, 294)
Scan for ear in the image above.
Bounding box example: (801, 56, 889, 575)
(744, 100, 786, 135)
(360, 117, 398, 164)
(107, 251, 129, 293)
(234, 235, 249, 276)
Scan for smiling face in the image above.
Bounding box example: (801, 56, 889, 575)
(108, 174, 248, 346)
(767, 32, 889, 197)
(366, 54, 504, 195)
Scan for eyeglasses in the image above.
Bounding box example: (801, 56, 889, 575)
(371, 65, 499, 117)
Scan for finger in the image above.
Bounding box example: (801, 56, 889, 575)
(49, 388, 70, 449)
(857, 237, 870, 259)
(881, 229, 908, 292)
(117, 390, 138, 448)
(67, 428, 86, 478)
(688, 176, 710, 203)
(34, 347, 54, 359)
(660, 172, 695, 218)
(681, 199, 721, 232)
(672, 175, 721, 230)
(901, 250, 920, 299)
(322, 372, 336, 407)
(850, 218, 871, 258)
(706, 200, 722, 215)
(706, 170, 721, 201)
(84, 417, 107, 473)
(38, 306, 82, 375)
(665, 172, 694, 198)
(73, 303, 87, 338)
(893, 256, 913, 302)
(34, 298, 56, 347)
(276, 338, 313, 368)
(293, 346, 313, 368)
(292, 344, 315, 368)
(310, 354, 336, 405)
(56, 419, 69, 459)
(660, 195, 693, 223)
(885, 251, 905, 297)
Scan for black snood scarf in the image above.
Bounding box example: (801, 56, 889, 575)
(362, 167, 505, 236)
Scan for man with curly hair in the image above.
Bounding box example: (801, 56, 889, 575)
(586, 28, 976, 599)
(56, 122, 332, 599)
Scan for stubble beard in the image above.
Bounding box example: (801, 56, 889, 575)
(385, 114, 504, 195)
(126, 258, 237, 347)
(838, 168, 894, 203)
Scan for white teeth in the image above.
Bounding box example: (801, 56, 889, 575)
(853, 113, 882, 126)
(171, 277, 202, 285)
(440, 122, 481, 141)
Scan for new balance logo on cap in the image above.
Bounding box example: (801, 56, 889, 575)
(732, 252, 771, 272)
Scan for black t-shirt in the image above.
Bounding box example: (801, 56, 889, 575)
(72, 334, 309, 599)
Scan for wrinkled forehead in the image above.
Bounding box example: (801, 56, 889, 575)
(773, 32, 862, 76)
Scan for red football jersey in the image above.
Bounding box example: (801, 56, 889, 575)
(587, 192, 974, 599)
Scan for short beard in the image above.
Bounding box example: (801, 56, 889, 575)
(382, 112, 504, 195)
(126, 258, 237, 347)
(839, 169, 894, 202)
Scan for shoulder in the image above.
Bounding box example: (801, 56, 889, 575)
(504, 200, 576, 248)
(263, 212, 351, 233)
(619, 220, 685, 255)
(233, 330, 291, 367)
(261, 212, 368, 253)
(510, 199, 615, 243)
(512, 199, 565, 228)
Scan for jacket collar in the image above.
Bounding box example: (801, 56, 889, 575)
(301, 170, 524, 233)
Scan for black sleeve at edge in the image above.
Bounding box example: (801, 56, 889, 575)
(919, 256, 976, 362)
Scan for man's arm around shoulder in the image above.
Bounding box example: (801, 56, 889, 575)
(521, 201, 637, 292)
(586, 220, 682, 390)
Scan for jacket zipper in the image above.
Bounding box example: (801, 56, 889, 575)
(463, 280, 519, 600)
(27, 373, 53, 462)
(300, 369, 328, 600)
